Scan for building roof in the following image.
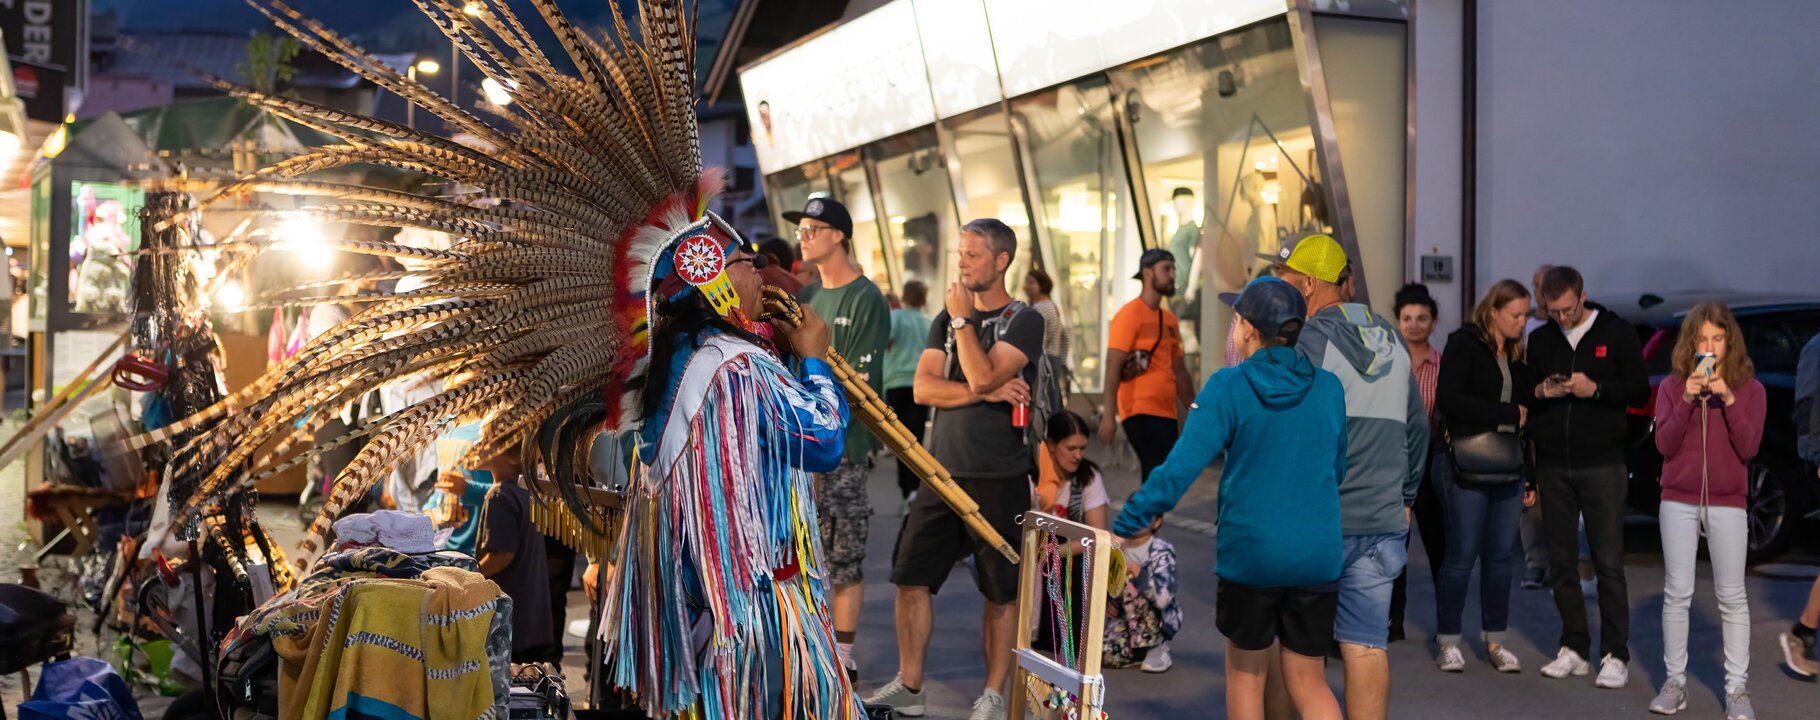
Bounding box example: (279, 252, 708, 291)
(109, 31, 369, 91)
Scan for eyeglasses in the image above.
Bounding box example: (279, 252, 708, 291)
(795, 224, 833, 239)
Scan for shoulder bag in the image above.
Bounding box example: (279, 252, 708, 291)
(1119, 307, 1165, 381)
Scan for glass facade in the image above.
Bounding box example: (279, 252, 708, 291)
(1112, 20, 1324, 376)
(871, 128, 956, 298)
(827, 151, 894, 290)
(1011, 77, 1141, 393)
(942, 107, 1034, 297)
(759, 13, 1408, 396)
(765, 161, 832, 243)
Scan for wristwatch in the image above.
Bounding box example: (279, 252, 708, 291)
(950, 315, 975, 330)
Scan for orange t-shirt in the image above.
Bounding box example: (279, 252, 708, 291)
(1108, 298, 1183, 420)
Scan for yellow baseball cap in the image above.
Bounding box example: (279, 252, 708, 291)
(1259, 233, 1347, 284)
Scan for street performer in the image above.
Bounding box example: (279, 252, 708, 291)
(601, 213, 865, 719)
(146, 1, 876, 718)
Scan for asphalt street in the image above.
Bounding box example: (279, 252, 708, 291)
(834, 453, 1820, 719)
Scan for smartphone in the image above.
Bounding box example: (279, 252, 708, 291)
(1694, 352, 1717, 379)
(1548, 373, 1569, 385)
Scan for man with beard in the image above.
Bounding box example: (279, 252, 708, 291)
(867, 218, 1041, 720)
(1099, 248, 1196, 486)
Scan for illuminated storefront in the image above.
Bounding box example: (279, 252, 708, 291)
(741, 0, 1410, 390)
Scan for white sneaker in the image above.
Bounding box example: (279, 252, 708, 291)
(1595, 654, 1629, 689)
(1486, 646, 1522, 674)
(1436, 644, 1466, 673)
(1540, 647, 1591, 678)
(863, 675, 925, 717)
(1140, 643, 1173, 673)
(969, 689, 1007, 720)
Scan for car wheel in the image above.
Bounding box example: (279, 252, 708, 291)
(1747, 461, 1791, 562)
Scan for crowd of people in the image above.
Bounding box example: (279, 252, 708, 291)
(392, 196, 1816, 720)
(747, 198, 1820, 720)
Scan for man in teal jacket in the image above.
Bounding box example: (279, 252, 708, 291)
(1115, 276, 1347, 720)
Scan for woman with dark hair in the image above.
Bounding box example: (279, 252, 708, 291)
(1388, 283, 1445, 642)
(1025, 268, 1072, 399)
(1648, 301, 1762, 719)
(1433, 279, 1532, 674)
(1032, 411, 1181, 672)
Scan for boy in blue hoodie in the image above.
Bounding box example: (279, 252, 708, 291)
(1114, 277, 1348, 720)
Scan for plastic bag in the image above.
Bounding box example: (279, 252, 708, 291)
(17, 656, 146, 720)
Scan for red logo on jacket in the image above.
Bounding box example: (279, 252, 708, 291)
(1595, 345, 1607, 358)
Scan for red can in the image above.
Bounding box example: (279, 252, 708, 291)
(1011, 402, 1029, 428)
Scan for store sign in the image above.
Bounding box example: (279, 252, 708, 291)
(986, 0, 1282, 97)
(914, 0, 1000, 119)
(741, 0, 1284, 174)
(0, 0, 83, 121)
(740, 0, 934, 175)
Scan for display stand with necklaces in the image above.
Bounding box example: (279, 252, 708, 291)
(1008, 511, 1117, 720)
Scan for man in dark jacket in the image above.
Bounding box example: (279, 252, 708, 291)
(1525, 266, 1649, 689)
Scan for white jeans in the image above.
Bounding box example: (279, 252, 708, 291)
(1659, 500, 1750, 690)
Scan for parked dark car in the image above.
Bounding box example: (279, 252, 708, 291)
(1598, 293, 1820, 561)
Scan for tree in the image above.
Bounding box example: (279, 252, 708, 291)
(238, 33, 301, 95)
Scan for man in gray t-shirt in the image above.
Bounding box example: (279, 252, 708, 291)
(866, 219, 1042, 719)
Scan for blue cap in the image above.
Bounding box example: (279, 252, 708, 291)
(1223, 276, 1306, 343)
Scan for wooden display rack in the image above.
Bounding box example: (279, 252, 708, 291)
(1007, 511, 1112, 720)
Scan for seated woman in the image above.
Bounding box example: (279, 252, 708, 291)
(1031, 411, 1180, 673)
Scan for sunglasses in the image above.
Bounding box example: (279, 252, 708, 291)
(726, 252, 771, 270)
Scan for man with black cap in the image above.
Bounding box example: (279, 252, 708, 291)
(1114, 276, 1348, 720)
(785, 196, 890, 683)
(1099, 248, 1196, 486)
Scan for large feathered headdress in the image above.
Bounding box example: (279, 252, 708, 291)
(147, 0, 725, 566)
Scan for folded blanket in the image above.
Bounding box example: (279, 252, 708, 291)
(238, 549, 505, 720)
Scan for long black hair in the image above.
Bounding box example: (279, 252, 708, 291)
(1045, 410, 1099, 486)
(639, 290, 771, 421)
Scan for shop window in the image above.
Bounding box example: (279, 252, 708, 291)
(1110, 19, 1321, 372)
(827, 151, 893, 290)
(869, 129, 955, 300)
(766, 161, 832, 243)
(940, 107, 1035, 296)
(1010, 77, 1143, 395)
(1314, 15, 1407, 312)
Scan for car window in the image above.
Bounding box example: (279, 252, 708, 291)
(1742, 310, 1820, 376)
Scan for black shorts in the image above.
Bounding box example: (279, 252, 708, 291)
(1215, 578, 1340, 658)
(890, 475, 1029, 605)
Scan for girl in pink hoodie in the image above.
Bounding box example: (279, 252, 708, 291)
(1648, 301, 1765, 719)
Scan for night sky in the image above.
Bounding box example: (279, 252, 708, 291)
(92, 0, 737, 86)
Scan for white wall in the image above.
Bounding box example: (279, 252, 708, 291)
(1475, 0, 1820, 301)
(1411, 0, 1464, 331)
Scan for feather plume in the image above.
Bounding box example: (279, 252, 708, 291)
(156, 0, 712, 571)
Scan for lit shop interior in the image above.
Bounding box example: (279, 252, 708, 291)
(742, 0, 1408, 390)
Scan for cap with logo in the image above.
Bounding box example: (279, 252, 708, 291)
(1223, 276, 1307, 343)
(782, 197, 854, 238)
(1131, 247, 1177, 280)
(1258, 232, 1348, 285)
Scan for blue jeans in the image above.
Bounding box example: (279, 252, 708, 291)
(1434, 472, 1523, 643)
(1335, 530, 1408, 649)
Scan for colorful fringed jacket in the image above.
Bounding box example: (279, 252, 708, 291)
(604, 330, 863, 719)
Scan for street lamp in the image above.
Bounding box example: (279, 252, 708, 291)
(405, 58, 440, 130)
(481, 77, 513, 107)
